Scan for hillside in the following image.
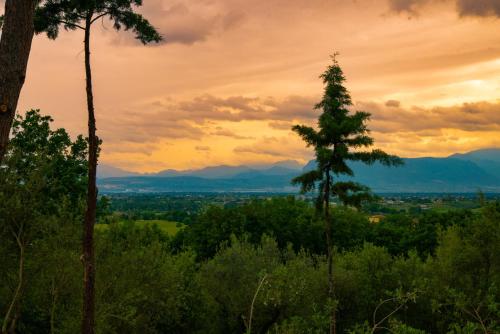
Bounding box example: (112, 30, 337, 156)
(98, 149, 500, 193)
(449, 148, 500, 180)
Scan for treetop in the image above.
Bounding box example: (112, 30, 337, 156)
(34, 0, 162, 44)
(292, 56, 403, 206)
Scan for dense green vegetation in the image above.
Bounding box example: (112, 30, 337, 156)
(0, 111, 87, 333)
(1, 110, 499, 333)
(173, 196, 478, 259)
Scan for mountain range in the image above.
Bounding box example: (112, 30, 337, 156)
(97, 149, 500, 193)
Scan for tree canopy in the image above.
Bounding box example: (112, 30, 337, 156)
(292, 55, 402, 208)
(34, 0, 162, 44)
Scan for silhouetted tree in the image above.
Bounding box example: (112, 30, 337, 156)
(34, 2, 161, 333)
(0, 0, 37, 163)
(292, 54, 403, 334)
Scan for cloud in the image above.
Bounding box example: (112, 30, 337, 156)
(271, 95, 320, 120)
(144, 94, 317, 125)
(100, 95, 500, 154)
(233, 135, 312, 159)
(104, 142, 161, 156)
(116, 0, 367, 46)
(268, 121, 295, 130)
(387, 0, 429, 14)
(102, 158, 170, 172)
(385, 100, 401, 108)
(195, 145, 211, 151)
(387, 0, 500, 17)
(211, 127, 254, 139)
(137, 0, 245, 45)
(175, 95, 265, 122)
(231, 99, 500, 162)
(101, 0, 245, 46)
(100, 110, 204, 144)
(97, 94, 316, 146)
(457, 0, 500, 17)
(358, 99, 500, 133)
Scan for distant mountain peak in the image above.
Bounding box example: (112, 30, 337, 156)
(448, 148, 500, 182)
(247, 159, 302, 170)
(97, 164, 139, 179)
(271, 160, 303, 169)
(450, 148, 500, 162)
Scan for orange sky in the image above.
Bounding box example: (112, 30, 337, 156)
(14, 0, 500, 172)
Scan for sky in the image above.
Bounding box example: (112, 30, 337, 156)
(14, 0, 500, 172)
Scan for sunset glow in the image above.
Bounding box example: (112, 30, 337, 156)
(16, 0, 500, 172)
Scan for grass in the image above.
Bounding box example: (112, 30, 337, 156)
(95, 219, 184, 236)
(134, 219, 184, 235)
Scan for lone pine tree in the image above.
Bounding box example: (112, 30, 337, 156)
(292, 55, 403, 334)
(34, 1, 161, 333)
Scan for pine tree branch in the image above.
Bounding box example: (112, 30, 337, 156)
(57, 20, 84, 30)
(90, 12, 110, 24)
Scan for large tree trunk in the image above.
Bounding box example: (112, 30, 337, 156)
(81, 16, 97, 334)
(0, 0, 36, 163)
(324, 170, 336, 334)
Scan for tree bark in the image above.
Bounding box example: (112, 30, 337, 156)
(0, 0, 36, 163)
(81, 15, 97, 334)
(324, 170, 336, 334)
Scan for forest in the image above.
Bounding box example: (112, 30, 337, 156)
(1, 1, 500, 334)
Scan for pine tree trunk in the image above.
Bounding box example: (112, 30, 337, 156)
(324, 170, 336, 334)
(81, 16, 97, 334)
(0, 0, 36, 163)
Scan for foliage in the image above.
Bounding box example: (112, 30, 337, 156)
(94, 221, 202, 333)
(0, 110, 87, 333)
(1, 109, 87, 208)
(199, 236, 328, 334)
(174, 197, 324, 259)
(292, 56, 402, 209)
(425, 201, 500, 332)
(1, 199, 498, 332)
(34, 0, 161, 44)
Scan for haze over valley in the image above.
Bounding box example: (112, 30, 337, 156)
(98, 148, 500, 193)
